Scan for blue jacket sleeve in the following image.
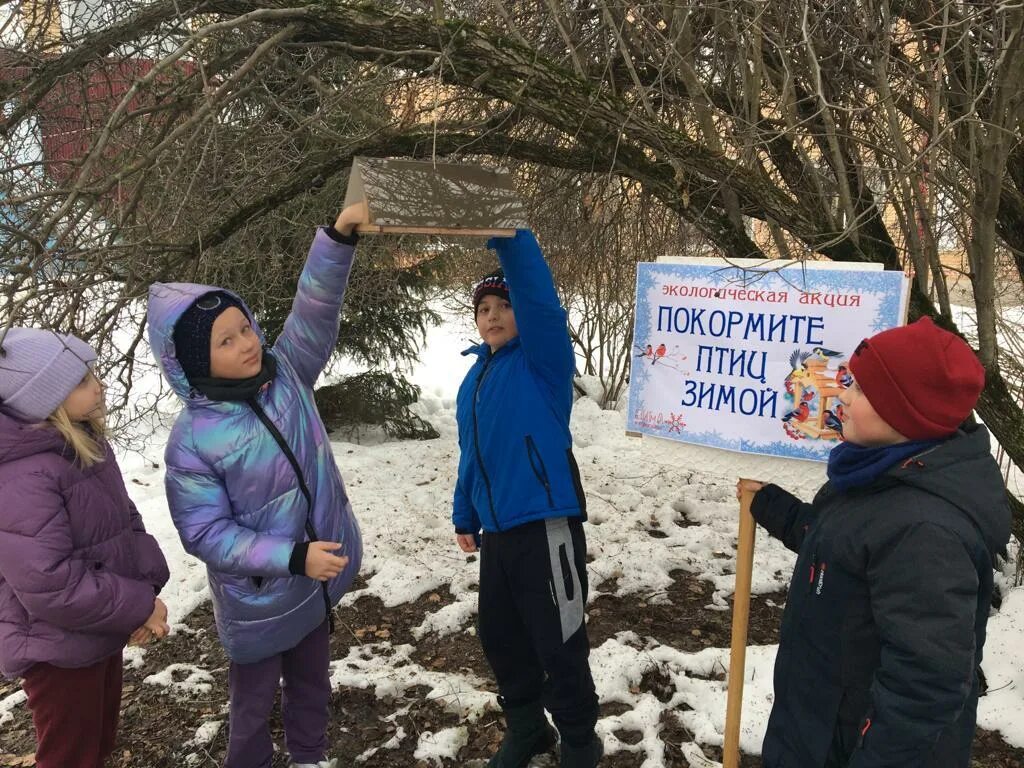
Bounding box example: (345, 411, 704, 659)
(453, 480, 481, 534)
(847, 523, 979, 768)
(750, 483, 818, 553)
(488, 230, 575, 389)
(273, 227, 357, 388)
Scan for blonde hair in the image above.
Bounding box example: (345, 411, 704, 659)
(46, 405, 108, 468)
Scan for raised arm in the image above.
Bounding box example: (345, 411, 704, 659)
(274, 205, 363, 387)
(489, 230, 575, 390)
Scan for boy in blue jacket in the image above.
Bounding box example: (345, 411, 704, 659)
(454, 230, 601, 767)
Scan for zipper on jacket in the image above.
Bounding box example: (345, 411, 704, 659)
(472, 355, 501, 531)
(247, 398, 335, 633)
(525, 435, 554, 507)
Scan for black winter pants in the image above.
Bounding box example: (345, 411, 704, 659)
(478, 516, 600, 746)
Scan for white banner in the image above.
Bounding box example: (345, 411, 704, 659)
(626, 260, 910, 462)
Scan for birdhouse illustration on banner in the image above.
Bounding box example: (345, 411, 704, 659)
(782, 347, 850, 442)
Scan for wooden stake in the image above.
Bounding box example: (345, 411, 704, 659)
(724, 481, 758, 768)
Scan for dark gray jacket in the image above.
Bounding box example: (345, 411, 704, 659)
(753, 422, 1011, 768)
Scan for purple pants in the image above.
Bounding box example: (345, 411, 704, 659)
(225, 619, 331, 768)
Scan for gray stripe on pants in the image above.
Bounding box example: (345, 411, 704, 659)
(545, 517, 584, 643)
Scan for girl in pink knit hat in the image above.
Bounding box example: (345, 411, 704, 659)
(0, 328, 170, 768)
(736, 317, 1011, 768)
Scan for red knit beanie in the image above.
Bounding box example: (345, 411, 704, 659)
(849, 317, 985, 440)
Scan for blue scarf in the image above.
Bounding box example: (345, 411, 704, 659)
(827, 439, 942, 493)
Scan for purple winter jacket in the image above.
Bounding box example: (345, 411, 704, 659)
(147, 228, 363, 664)
(0, 413, 170, 678)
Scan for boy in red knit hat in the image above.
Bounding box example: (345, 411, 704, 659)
(737, 317, 1011, 768)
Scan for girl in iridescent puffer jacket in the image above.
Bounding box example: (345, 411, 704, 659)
(146, 204, 365, 768)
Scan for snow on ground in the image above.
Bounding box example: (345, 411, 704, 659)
(414, 726, 470, 764)
(329, 642, 494, 720)
(355, 722, 406, 763)
(589, 636, 778, 759)
(143, 663, 215, 697)
(977, 539, 1024, 747)
(314, 383, 808, 763)
(4, 308, 1023, 764)
(0, 690, 27, 726)
(182, 719, 225, 767)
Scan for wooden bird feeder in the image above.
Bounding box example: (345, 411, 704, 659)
(343, 156, 528, 237)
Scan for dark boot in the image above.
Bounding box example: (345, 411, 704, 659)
(560, 734, 603, 768)
(487, 700, 558, 768)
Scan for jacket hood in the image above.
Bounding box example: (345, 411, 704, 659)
(147, 282, 265, 402)
(889, 422, 1012, 557)
(0, 409, 69, 465)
